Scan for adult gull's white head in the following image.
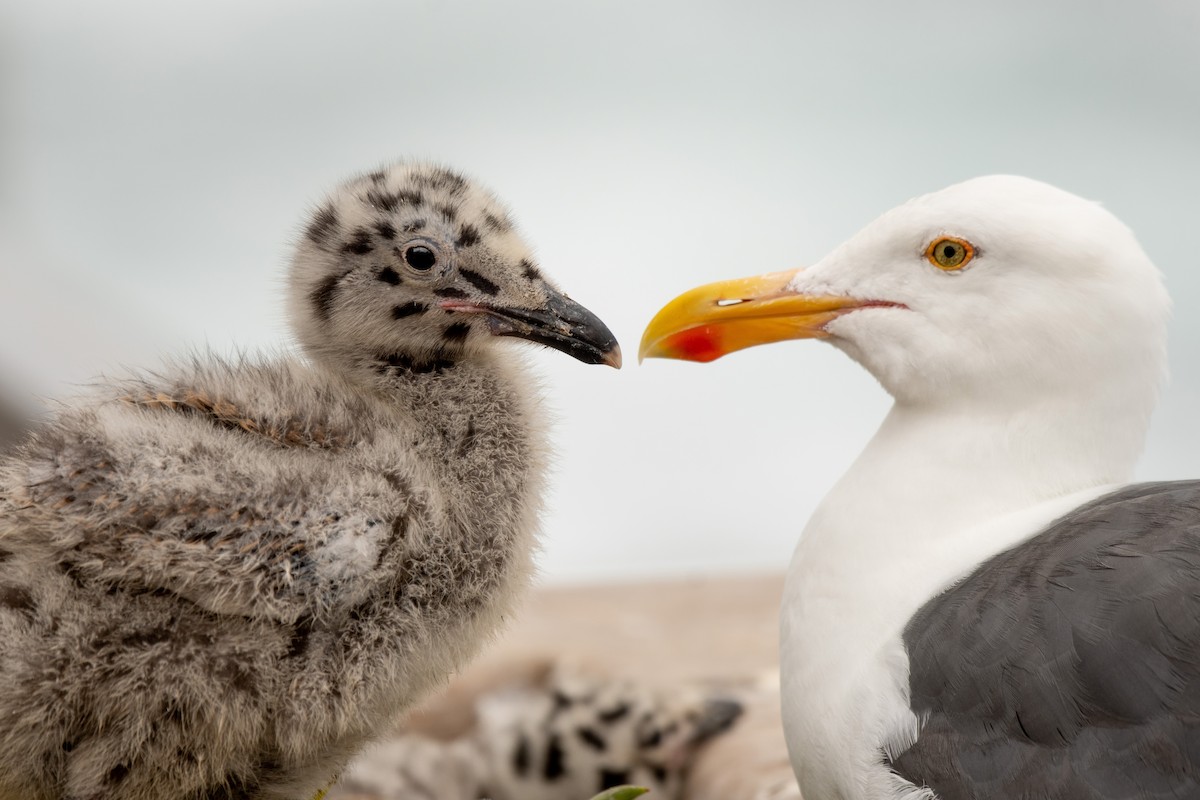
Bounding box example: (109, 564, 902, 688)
(641, 175, 1169, 482)
(643, 175, 1169, 398)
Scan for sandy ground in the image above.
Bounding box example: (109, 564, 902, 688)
(407, 572, 785, 736)
(393, 572, 801, 800)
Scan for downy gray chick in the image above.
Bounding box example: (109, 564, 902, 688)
(0, 162, 620, 800)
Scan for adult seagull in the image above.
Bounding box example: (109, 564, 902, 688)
(640, 175, 1197, 799)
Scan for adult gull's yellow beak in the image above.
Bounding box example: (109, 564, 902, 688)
(639, 269, 875, 363)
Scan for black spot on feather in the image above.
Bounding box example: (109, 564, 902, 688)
(442, 321, 471, 342)
(402, 218, 427, 234)
(639, 726, 663, 748)
(382, 472, 410, 493)
(599, 769, 629, 791)
(368, 170, 386, 183)
(342, 228, 373, 255)
(383, 353, 413, 369)
(433, 167, 468, 194)
(418, 355, 456, 374)
(392, 301, 428, 319)
(310, 270, 349, 322)
(577, 727, 607, 751)
(435, 203, 459, 222)
(365, 188, 399, 212)
(305, 205, 339, 244)
(0, 585, 35, 619)
(456, 224, 481, 248)
(379, 351, 456, 375)
(457, 418, 477, 457)
(460, 268, 500, 296)
(215, 658, 256, 692)
(543, 734, 566, 781)
(375, 221, 397, 240)
(379, 514, 408, 567)
(120, 627, 172, 648)
(513, 734, 531, 776)
(397, 189, 424, 207)
(520, 259, 542, 281)
(107, 763, 130, 784)
(378, 266, 401, 285)
(162, 700, 184, 725)
(483, 211, 511, 232)
(434, 287, 468, 299)
(286, 617, 315, 658)
(598, 703, 631, 724)
(58, 562, 86, 590)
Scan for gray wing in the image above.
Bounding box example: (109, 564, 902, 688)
(891, 480, 1200, 800)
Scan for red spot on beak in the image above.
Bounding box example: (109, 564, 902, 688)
(663, 326, 726, 363)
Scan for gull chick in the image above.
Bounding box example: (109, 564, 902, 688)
(0, 162, 620, 800)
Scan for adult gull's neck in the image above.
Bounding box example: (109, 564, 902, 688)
(779, 390, 1147, 798)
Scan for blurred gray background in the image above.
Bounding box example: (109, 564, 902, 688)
(2, 0, 1197, 582)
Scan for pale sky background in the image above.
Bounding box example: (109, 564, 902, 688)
(1, 0, 1198, 583)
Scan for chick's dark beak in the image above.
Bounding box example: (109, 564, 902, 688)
(440, 289, 622, 368)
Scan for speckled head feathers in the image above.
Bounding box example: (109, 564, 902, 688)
(288, 162, 620, 375)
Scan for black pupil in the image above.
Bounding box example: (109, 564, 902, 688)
(943, 245, 957, 259)
(405, 246, 436, 270)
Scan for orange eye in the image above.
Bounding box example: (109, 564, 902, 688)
(925, 236, 975, 271)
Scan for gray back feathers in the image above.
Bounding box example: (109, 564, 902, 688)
(893, 480, 1200, 799)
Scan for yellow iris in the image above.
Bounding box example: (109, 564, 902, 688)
(926, 236, 975, 270)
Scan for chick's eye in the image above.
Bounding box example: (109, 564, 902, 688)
(925, 236, 975, 271)
(404, 245, 437, 271)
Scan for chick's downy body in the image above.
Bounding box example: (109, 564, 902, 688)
(0, 163, 619, 800)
